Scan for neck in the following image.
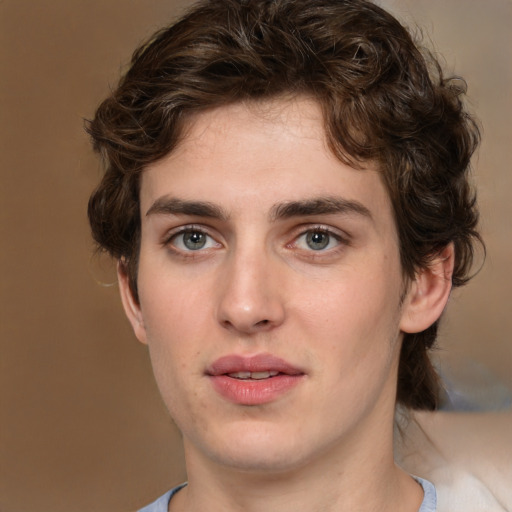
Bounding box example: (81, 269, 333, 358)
(172, 409, 423, 512)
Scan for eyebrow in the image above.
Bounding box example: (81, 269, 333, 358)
(270, 196, 373, 222)
(146, 195, 372, 222)
(146, 197, 229, 220)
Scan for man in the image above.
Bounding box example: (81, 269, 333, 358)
(87, 1, 481, 510)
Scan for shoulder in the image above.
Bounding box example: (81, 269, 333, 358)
(397, 411, 512, 512)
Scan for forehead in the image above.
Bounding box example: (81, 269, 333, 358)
(170, 97, 331, 175)
(140, 97, 393, 226)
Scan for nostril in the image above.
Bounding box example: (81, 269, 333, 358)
(220, 317, 273, 333)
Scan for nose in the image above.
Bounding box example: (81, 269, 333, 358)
(215, 250, 285, 335)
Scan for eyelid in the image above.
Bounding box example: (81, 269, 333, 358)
(162, 224, 222, 250)
(284, 224, 352, 262)
(288, 223, 351, 246)
(162, 223, 203, 243)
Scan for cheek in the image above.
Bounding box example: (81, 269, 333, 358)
(139, 284, 211, 428)
(293, 259, 404, 380)
(299, 264, 402, 332)
(138, 263, 212, 340)
(136, 271, 213, 391)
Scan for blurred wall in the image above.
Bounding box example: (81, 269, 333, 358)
(1, 1, 510, 511)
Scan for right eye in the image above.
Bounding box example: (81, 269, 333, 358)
(169, 229, 220, 252)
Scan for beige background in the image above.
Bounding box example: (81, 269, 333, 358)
(1, 1, 510, 511)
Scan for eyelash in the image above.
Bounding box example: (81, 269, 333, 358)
(288, 225, 350, 255)
(162, 224, 350, 257)
(163, 225, 220, 256)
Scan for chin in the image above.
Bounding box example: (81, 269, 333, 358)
(211, 446, 308, 474)
(193, 421, 320, 474)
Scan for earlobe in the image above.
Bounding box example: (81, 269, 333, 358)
(117, 261, 148, 344)
(400, 244, 455, 334)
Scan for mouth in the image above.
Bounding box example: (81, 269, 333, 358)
(227, 370, 280, 380)
(206, 353, 304, 376)
(206, 353, 305, 405)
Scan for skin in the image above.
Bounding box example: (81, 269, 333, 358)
(119, 97, 454, 512)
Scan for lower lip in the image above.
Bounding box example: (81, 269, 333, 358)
(209, 374, 303, 405)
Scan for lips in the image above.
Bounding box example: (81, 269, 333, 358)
(207, 353, 304, 376)
(227, 370, 280, 380)
(206, 354, 305, 405)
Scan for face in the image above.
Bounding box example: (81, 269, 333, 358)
(121, 98, 416, 474)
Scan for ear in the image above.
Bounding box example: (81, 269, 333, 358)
(117, 261, 148, 344)
(400, 244, 455, 334)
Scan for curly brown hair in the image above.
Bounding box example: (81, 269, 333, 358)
(87, 0, 482, 410)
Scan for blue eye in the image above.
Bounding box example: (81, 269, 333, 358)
(295, 229, 341, 251)
(171, 229, 218, 251)
(306, 231, 330, 250)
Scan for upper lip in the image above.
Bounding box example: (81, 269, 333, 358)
(206, 353, 304, 376)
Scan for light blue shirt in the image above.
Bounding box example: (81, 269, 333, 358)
(138, 477, 436, 511)
(416, 476, 437, 512)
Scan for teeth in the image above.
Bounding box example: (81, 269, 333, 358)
(228, 371, 279, 380)
(229, 371, 252, 379)
(251, 371, 277, 380)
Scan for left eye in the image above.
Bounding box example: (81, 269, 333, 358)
(295, 230, 340, 251)
(170, 230, 218, 251)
